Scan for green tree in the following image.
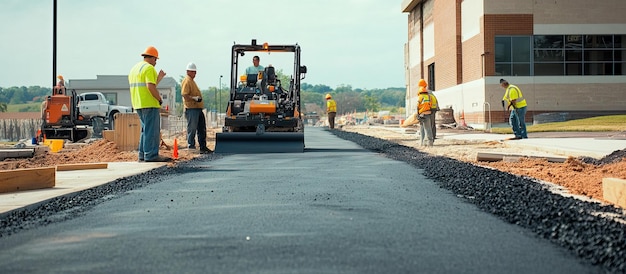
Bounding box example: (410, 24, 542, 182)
(0, 102, 7, 112)
(362, 95, 381, 112)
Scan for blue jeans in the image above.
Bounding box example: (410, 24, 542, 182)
(509, 106, 528, 138)
(136, 108, 161, 161)
(185, 108, 207, 149)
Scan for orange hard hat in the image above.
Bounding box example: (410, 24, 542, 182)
(57, 75, 64, 80)
(325, 94, 332, 99)
(418, 79, 427, 88)
(141, 46, 159, 59)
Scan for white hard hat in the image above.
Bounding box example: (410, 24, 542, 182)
(186, 62, 197, 71)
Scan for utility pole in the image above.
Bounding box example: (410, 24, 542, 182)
(219, 75, 223, 113)
(53, 0, 57, 86)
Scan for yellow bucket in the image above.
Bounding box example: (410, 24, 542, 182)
(43, 139, 64, 153)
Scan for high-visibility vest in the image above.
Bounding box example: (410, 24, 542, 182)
(128, 61, 160, 109)
(418, 94, 432, 114)
(503, 84, 527, 109)
(327, 99, 337, 113)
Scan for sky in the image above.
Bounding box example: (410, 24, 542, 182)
(0, 0, 408, 90)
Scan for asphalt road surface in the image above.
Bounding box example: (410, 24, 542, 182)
(0, 127, 599, 273)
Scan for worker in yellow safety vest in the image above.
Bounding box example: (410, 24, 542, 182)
(128, 46, 170, 162)
(326, 93, 337, 129)
(500, 79, 528, 139)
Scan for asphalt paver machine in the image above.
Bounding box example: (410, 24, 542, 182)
(214, 40, 307, 153)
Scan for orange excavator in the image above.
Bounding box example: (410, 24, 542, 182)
(40, 77, 91, 142)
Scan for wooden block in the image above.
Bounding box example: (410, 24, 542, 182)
(476, 152, 567, 163)
(603, 178, 626, 208)
(56, 163, 108, 171)
(114, 113, 141, 151)
(0, 167, 56, 193)
(103, 130, 115, 142)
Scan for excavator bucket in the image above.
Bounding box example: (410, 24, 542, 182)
(214, 132, 304, 153)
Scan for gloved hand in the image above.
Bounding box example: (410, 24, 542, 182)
(418, 114, 425, 122)
(192, 96, 202, 102)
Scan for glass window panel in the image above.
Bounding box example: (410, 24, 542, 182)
(495, 63, 511, 76)
(564, 35, 583, 49)
(585, 50, 613, 61)
(615, 50, 626, 62)
(566, 63, 583, 75)
(615, 62, 625, 75)
(495, 37, 511, 62)
(584, 63, 613, 75)
(565, 50, 582, 61)
(534, 35, 563, 48)
(534, 63, 564, 75)
(534, 49, 563, 61)
(512, 37, 531, 62)
(584, 35, 613, 48)
(512, 63, 530, 76)
(615, 35, 625, 48)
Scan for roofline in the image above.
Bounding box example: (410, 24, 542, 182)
(401, 0, 421, 13)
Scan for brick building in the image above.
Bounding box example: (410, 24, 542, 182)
(401, 0, 626, 129)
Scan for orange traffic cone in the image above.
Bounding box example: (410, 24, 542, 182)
(173, 138, 179, 159)
(459, 110, 467, 127)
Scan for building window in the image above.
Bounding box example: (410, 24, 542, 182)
(495, 36, 531, 76)
(103, 93, 117, 105)
(428, 63, 435, 90)
(499, 34, 626, 76)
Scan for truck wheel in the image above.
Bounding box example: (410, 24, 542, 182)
(92, 117, 105, 138)
(108, 112, 118, 130)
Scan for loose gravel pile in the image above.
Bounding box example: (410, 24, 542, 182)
(330, 129, 626, 273)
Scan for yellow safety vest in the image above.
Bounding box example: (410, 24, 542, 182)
(327, 99, 337, 113)
(503, 84, 527, 109)
(128, 61, 160, 109)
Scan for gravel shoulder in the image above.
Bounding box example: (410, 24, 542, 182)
(340, 124, 626, 205)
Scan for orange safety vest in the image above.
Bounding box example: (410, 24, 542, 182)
(418, 94, 432, 115)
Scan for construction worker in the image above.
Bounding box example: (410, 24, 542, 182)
(128, 46, 170, 162)
(54, 75, 66, 95)
(419, 79, 439, 139)
(181, 62, 210, 153)
(417, 86, 434, 146)
(245, 55, 265, 76)
(500, 79, 528, 139)
(326, 93, 337, 129)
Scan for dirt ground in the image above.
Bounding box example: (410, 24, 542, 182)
(340, 125, 626, 205)
(2, 125, 625, 206)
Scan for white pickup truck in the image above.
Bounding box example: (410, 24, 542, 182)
(78, 92, 133, 130)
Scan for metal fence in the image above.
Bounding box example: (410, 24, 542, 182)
(0, 119, 39, 142)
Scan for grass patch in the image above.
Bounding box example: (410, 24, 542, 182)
(7, 102, 42, 112)
(489, 115, 626, 134)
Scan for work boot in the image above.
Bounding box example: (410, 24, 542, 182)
(145, 156, 172, 162)
(199, 147, 212, 154)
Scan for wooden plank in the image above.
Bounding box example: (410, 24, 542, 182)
(0, 167, 56, 193)
(603, 178, 626, 208)
(476, 152, 567, 163)
(56, 163, 108, 171)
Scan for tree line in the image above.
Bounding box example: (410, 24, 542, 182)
(1, 82, 406, 114)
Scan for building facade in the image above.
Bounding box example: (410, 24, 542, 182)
(402, 0, 626, 128)
(66, 75, 178, 114)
